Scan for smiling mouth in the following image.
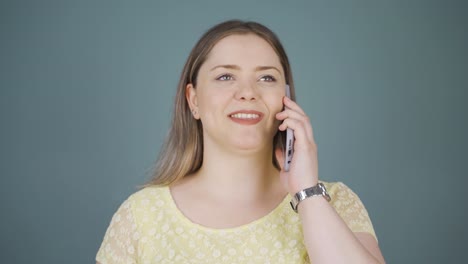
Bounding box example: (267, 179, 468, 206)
(230, 113, 260, 119)
(228, 110, 264, 125)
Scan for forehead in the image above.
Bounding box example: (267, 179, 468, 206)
(203, 34, 282, 69)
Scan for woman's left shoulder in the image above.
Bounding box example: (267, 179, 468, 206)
(320, 180, 378, 240)
(320, 180, 368, 207)
(320, 180, 354, 195)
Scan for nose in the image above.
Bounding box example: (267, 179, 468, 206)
(234, 82, 258, 101)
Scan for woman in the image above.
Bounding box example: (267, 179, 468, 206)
(96, 20, 385, 263)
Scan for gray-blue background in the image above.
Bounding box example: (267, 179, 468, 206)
(1, 1, 466, 263)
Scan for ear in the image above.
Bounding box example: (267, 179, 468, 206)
(275, 148, 284, 171)
(186, 83, 199, 119)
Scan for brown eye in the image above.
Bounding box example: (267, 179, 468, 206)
(216, 74, 234, 81)
(260, 75, 276, 82)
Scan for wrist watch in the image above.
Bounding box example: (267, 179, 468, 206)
(290, 182, 331, 213)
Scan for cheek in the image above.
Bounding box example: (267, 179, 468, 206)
(197, 91, 229, 117)
(265, 93, 285, 114)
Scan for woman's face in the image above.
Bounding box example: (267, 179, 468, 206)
(187, 34, 286, 153)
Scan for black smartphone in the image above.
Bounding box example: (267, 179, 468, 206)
(284, 84, 294, 172)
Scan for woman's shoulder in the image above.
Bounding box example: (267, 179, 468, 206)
(320, 180, 367, 209)
(321, 180, 377, 239)
(118, 185, 174, 229)
(126, 184, 169, 206)
(321, 181, 354, 195)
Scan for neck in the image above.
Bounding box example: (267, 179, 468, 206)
(186, 141, 284, 202)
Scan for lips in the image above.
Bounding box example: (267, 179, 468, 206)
(228, 110, 264, 125)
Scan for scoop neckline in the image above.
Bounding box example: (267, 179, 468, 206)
(162, 186, 291, 233)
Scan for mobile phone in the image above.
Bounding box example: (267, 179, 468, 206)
(284, 84, 294, 172)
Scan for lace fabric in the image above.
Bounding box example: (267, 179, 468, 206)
(96, 181, 376, 263)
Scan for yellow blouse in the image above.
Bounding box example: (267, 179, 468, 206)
(96, 181, 377, 263)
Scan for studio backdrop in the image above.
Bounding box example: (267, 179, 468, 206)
(1, 1, 466, 263)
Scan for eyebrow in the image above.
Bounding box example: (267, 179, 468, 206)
(210, 65, 240, 71)
(210, 64, 281, 73)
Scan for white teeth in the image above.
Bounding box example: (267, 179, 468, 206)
(230, 113, 260, 119)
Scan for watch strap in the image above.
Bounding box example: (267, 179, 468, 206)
(290, 183, 331, 213)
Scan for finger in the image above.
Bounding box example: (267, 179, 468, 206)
(277, 110, 315, 143)
(276, 108, 304, 120)
(279, 118, 315, 145)
(282, 97, 315, 141)
(283, 97, 306, 115)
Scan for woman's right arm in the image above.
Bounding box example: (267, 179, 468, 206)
(95, 198, 139, 264)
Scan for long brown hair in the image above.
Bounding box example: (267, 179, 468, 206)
(146, 20, 296, 186)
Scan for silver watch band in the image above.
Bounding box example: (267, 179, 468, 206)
(290, 183, 331, 213)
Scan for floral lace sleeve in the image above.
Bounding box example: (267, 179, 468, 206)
(328, 182, 378, 241)
(96, 198, 139, 264)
